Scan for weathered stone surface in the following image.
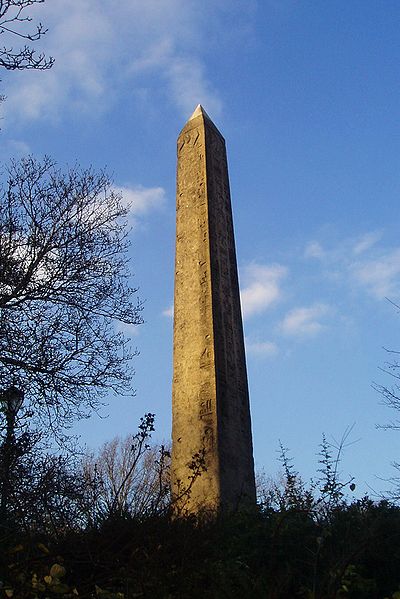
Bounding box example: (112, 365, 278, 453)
(171, 105, 256, 513)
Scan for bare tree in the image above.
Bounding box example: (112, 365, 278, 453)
(0, 0, 53, 71)
(374, 361, 400, 431)
(373, 304, 400, 498)
(0, 156, 143, 435)
(373, 301, 400, 430)
(83, 414, 171, 521)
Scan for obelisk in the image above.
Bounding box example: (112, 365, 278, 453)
(171, 105, 256, 513)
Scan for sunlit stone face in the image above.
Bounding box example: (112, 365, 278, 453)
(171, 106, 256, 514)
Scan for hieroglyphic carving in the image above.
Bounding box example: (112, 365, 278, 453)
(171, 106, 256, 513)
(199, 398, 212, 419)
(203, 427, 214, 451)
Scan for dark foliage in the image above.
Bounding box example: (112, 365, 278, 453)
(1, 431, 400, 598)
(0, 401, 88, 536)
(1, 500, 400, 598)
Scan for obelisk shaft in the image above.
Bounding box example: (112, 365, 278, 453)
(171, 106, 256, 513)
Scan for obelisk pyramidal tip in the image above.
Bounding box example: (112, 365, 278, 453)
(187, 104, 212, 122)
(171, 106, 256, 514)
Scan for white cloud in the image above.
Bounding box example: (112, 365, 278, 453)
(115, 185, 166, 221)
(115, 320, 140, 337)
(162, 304, 174, 318)
(240, 263, 287, 319)
(352, 231, 382, 255)
(0, 139, 31, 160)
(305, 231, 382, 263)
(304, 241, 325, 259)
(303, 231, 400, 303)
(2, 1, 112, 122)
(280, 303, 332, 337)
(245, 338, 278, 357)
(75, 184, 164, 231)
(351, 249, 400, 299)
(8, 140, 31, 155)
(165, 55, 222, 117)
(1, 0, 246, 123)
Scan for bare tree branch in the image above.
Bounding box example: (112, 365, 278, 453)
(0, 0, 53, 70)
(0, 156, 143, 434)
(83, 415, 171, 521)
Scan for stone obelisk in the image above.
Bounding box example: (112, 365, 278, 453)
(171, 105, 256, 513)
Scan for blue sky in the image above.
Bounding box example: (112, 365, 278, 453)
(2, 0, 400, 497)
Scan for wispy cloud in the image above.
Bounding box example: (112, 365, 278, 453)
(165, 55, 221, 117)
(352, 231, 382, 255)
(304, 241, 325, 259)
(115, 320, 140, 338)
(116, 185, 166, 224)
(0, 139, 31, 160)
(240, 263, 287, 319)
(351, 249, 400, 299)
(280, 303, 332, 337)
(162, 304, 174, 318)
(303, 231, 400, 302)
(1, 0, 251, 123)
(245, 338, 278, 357)
(2, 0, 112, 122)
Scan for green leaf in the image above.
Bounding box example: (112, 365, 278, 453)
(49, 582, 70, 594)
(50, 564, 66, 579)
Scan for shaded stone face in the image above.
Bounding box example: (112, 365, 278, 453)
(171, 106, 256, 514)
